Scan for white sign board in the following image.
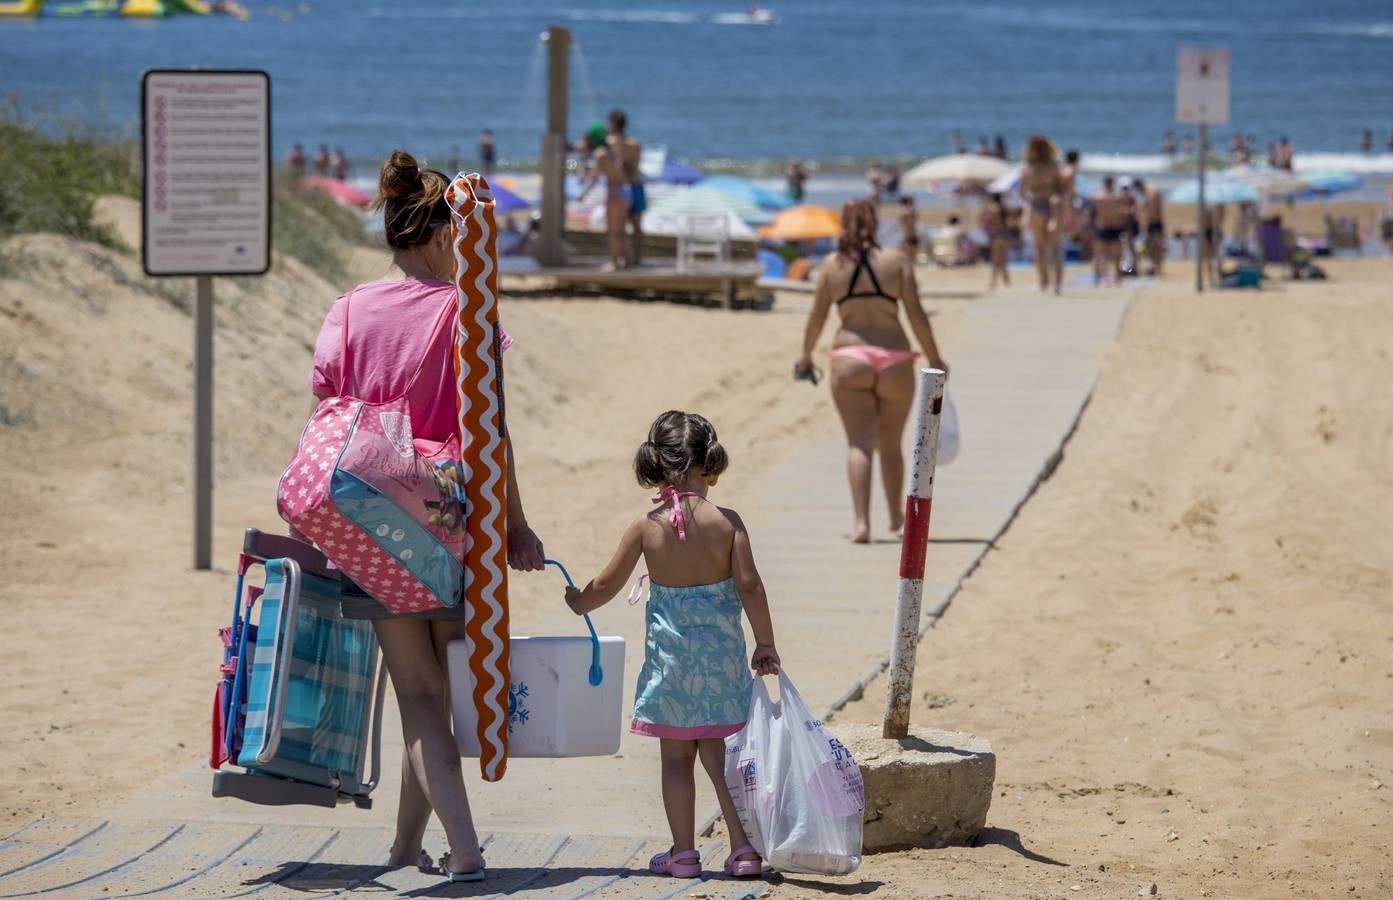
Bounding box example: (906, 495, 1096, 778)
(1175, 47, 1230, 125)
(142, 70, 270, 276)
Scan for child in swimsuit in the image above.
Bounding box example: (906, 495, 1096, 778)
(564, 410, 780, 881)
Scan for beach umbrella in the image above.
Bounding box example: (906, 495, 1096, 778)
(904, 154, 1012, 187)
(1289, 170, 1364, 200)
(488, 181, 530, 214)
(700, 175, 795, 210)
(760, 205, 841, 241)
(657, 158, 706, 185)
(300, 176, 372, 208)
(1167, 178, 1259, 204)
(646, 184, 771, 225)
(986, 164, 1095, 198)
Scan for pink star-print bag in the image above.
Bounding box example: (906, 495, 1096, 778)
(277, 290, 466, 614)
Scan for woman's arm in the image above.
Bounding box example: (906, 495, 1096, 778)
(505, 434, 545, 571)
(564, 518, 644, 615)
(797, 265, 835, 370)
(726, 510, 779, 675)
(901, 262, 949, 374)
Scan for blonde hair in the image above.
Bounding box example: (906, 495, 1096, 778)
(372, 149, 451, 249)
(1024, 134, 1058, 165)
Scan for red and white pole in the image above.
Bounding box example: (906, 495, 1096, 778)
(882, 367, 946, 739)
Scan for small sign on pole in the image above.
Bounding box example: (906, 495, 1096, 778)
(1176, 47, 1229, 294)
(141, 69, 271, 569)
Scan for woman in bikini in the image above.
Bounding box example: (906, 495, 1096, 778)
(795, 199, 948, 544)
(1019, 134, 1065, 294)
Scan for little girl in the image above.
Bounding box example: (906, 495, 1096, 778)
(564, 410, 780, 880)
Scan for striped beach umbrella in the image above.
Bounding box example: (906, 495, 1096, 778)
(646, 184, 772, 225)
(445, 173, 511, 782)
(1167, 178, 1259, 204)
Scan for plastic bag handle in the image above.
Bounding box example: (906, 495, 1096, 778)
(543, 559, 604, 686)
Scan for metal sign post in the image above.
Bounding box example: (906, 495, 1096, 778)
(1176, 47, 1230, 294)
(142, 69, 271, 569)
(883, 367, 946, 739)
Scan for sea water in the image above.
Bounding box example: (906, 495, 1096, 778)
(2, 0, 1391, 178)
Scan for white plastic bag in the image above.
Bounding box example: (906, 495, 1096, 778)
(724, 671, 864, 875)
(937, 387, 960, 465)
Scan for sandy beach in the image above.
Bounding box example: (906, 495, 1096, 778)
(2, 197, 1390, 895)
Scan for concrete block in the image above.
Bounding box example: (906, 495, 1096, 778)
(839, 723, 995, 851)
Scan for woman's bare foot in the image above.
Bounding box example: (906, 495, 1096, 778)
(385, 846, 431, 869)
(850, 521, 870, 544)
(888, 511, 904, 533)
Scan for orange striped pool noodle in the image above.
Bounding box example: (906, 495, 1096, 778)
(446, 173, 510, 781)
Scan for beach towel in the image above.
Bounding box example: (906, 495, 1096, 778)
(446, 172, 511, 782)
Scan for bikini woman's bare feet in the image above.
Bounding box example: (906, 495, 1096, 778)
(888, 510, 904, 534)
(850, 521, 870, 544)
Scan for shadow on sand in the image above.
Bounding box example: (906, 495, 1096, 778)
(971, 827, 1069, 866)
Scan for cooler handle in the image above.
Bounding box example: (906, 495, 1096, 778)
(542, 559, 604, 687)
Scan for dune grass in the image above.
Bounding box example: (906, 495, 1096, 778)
(0, 114, 368, 283)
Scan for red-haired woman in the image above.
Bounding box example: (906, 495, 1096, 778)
(795, 199, 949, 543)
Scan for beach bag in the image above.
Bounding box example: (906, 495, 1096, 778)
(277, 290, 467, 614)
(938, 387, 960, 466)
(724, 670, 864, 875)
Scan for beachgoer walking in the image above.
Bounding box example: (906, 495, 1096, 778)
(331, 146, 350, 181)
(1162, 131, 1176, 155)
(984, 192, 1012, 289)
(1360, 130, 1373, 153)
(865, 161, 884, 199)
(1060, 148, 1081, 241)
(883, 164, 901, 200)
(993, 135, 1008, 160)
(606, 109, 645, 267)
(308, 149, 546, 882)
(898, 195, 919, 258)
(478, 130, 496, 176)
(1135, 177, 1165, 276)
(577, 121, 626, 270)
(1276, 136, 1294, 171)
(795, 199, 949, 543)
(1019, 133, 1066, 293)
(786, 157, 808, 203)
(314, 143, 330, 177)
(1091, 175, 1131, 285)
(563, 411, 779, 881)
(284, 143, 306, 179)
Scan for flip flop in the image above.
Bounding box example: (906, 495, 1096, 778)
(438, 850, 486, 883)
(649, 847, 702, 878)
(723, 843, 763, 877)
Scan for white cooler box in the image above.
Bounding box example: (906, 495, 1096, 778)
(448, 634, 625, 758)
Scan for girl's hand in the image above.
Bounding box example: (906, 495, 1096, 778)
(564, 586, 585, 615)
(751, 643, 780, 676)
(507, 522, 545, 572)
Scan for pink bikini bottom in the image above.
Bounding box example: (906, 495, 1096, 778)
(828, 344, 919, 373)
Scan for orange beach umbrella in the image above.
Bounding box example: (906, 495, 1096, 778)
(760, 205, 840, 241)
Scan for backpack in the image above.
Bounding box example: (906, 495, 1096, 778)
(277, 289, 466, 614)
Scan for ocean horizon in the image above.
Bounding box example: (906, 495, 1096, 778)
(4, 0, 1392, 179)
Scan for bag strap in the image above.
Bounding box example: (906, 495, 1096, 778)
(338, 287, 357, 397)
(399, 293, 458, 397)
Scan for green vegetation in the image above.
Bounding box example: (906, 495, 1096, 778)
(0, 118, 137, 251)
(0, 114, 368, 284)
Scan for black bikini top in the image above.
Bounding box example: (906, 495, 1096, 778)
(836, 249, 897, 307)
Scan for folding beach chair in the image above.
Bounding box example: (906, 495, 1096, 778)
(211, 528, 388, 809)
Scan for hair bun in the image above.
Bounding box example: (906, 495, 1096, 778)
(376, 149, 424, 203)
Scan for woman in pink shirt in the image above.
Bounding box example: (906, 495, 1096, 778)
(308, 150, 544, 881)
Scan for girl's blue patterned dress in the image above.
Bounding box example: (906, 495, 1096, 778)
(630, 577, 751, 739)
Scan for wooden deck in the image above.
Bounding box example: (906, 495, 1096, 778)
(503, 261, 771, 308)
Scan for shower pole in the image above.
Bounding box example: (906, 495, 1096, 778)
(537, 24, 570, 267)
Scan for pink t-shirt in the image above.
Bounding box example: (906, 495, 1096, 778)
(310, 278, 511, 444)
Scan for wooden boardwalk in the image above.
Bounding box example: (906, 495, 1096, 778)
(3, 288, 1133, 897)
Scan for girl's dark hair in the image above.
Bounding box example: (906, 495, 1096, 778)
(372, 149, 451, 249)
(634, 410, 729, 488)
(836, 198, 878, 261)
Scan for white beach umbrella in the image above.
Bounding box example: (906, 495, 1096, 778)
(904, 154, 1013, 187)
(646, 184, 772, 224)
